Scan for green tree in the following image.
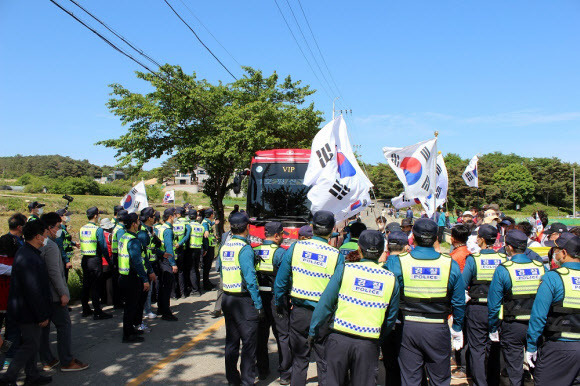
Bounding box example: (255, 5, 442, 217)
(98, 65, 323, 233)
(366, 163, 403, 199)
(492, 163, 536, 207)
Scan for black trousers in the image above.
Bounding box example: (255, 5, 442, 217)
(202, 246, 214, 288)
(3, 323, 42, 382)
(222, 293, 259, 386)
(500, 321, 528, 386)
(256, 292, 292, 381)
(111, 254, 123, 307)
(382, 322, 403, 386)
(290, 305, 329, 386)
(466, 304, 501, 386)
(157, 259, 175, 316)
(534, 340, 580, 385)
(119, 274, 143, 339)
(172, 248, 185, 298)
(398, 321, 451, 386)
(437, 226, 445, 243)
(186, 248, 202, 294)
(326, 332, 380, 386)
(81, 255, 103, 314)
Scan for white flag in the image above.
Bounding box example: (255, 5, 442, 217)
(304, 116, 373, 222)
(462, 155, 479, 188)
(162, 190, 175, 204)
(391, 192, 416, 209)
(434, 153, 448, 208)
(120, 181, 149, 214)
(383, 138, 438, 199)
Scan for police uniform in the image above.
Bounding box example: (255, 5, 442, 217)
(462, 224, 505, 386)
(385, 219, 465, 386)
(274, 211, 343, 386)
(254, 222, 292, 382)
(158, 208, 178, 320)
(27, 201, 44, 222)
(79, 207, 112, 319)
(218, 212, 263, 386)
(172, 208, 191, 298)
(526, 232, 580, 385)
(188, 211, 204, 296)
(310, 230, 400, 386)
(136, 221, 156, 326)
(111, 211, 129, 308)
(202, 209, 217, 290)
(488, 230, 546, 386)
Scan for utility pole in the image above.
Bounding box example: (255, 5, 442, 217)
(332, 97, 340, 119)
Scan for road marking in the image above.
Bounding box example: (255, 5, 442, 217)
(126, 318, 225, 385)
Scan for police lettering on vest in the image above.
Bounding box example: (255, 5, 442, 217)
(339, 240, 359, 258)
(189, 221, 204, 249)
(468, 252, 507, 303)
(254, 243, 279, 292)
(220, 239, 248, 293)
(80, 223, 98, 256)
(118, 233, 146, 275)
(544, 267, 580, 339)
(502, 260, 544, 322)
(173, 218, 187, 241)
(290, 239, 339, 302)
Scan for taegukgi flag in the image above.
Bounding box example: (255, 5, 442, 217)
(418, 153, 449, 218)
(383, 138, 438, 200)
(121, 181, 149, 214)
(304, 115, 373, 222)
(162, 190, 175, 204)
(462, 155, 479, 188)
(391, 192, 416, 209)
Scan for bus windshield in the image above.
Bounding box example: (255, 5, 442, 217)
(247, 162, 311, 220)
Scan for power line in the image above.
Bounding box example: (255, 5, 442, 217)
(50, 0, 214, 115)
(162, 0, 238, 80)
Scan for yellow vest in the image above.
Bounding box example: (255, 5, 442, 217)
(173, 218, 187, 241)
(79, 223, 98, 256)
(220, 239, 249, 293)
(545, 267, 580, 340)
(254, 243, 279, 292)
(189, 221, 204, 249)
(468, 252, 507, 303)
(158, 223, 171, 252)
(111, 223, 124, 254)
(399, 252, 452, 323)
(333, 261, 396, 339)
(118, 233, 146, 275)
(202, 219, 216, 247)
(503, 259, 544, 321)
(290, 239, 340, 302)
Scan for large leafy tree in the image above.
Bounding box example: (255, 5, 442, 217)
(98, 65, 323, 233)
(492, 163, 536, 207)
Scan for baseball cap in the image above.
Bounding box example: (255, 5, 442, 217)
(99, 217, 114, 230)
(544, 222, 568, 235)
(174, 206, 186, 215)
(204, 208, 214, 217)
(554, 232, 580, 258)
(462, 211, 473, 217)
(113, 205, 123, 215)
(499, 219, 513, 227)
(117, 209, 129, 222)
(312, 211, 335, 228)
(229, 212, 249, 227)
(56, 209, 72, 216)
(163, 207, 175, 217)
(483, 209, 500, 224)
(140, 207, 155, 221)
(388, 231, 409, 246)
(505, 229, 528, 250)
(86, 206, 99, 218)
(358, 230, 385, 255)
(387, 222, 402, 233)
(401, 218, 413, 227)
(188, 209, 198, 219)
(265, 221, 289, 236)
(28, 201, 45, 210)
(478, 224, 499, 240)
(412, 218, 438, 240)
(298, 225, 313, 238)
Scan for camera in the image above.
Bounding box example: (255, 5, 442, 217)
(63, 195, 74, 203)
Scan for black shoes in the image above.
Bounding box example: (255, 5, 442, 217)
(161, 314, 178, 321)
(23, 375, 52, 385)
(81, 309, 93, 317)
(210, 310, 222, 318)
(122, 335, 144, 343)
(93, 312, 113, 320)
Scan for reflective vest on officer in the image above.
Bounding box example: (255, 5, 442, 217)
(333, 261, 396, 339)
(139, 225, 157, 262)
(253, 243, 279, 292)
(61, 225, 74, 261)
(339, 239, 359, 259)
(290, 239, 340, 302)
(220, 239, 250, 293)
(153, 223, 163, 237)
(27, 215, 38, 222)
(189, 221, 204, 249)
(79, 223, 98, 256)
(399, 251, 453, 323)
(118, 233, 146, 275)
(468, 252, 507, 303)
(173, 218, 187, 243)
(202, 219, 216, 247)
(158, 223, 172, 252)
(111, 223, 124, 254)
(545, 267, 580, 340)
(502, 259, 544, 322)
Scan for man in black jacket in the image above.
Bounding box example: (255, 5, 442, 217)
(0, 220, 53, 385)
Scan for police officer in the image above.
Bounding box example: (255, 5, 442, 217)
(157, 208, 179, 321)
(385, 218, 465, 386)
(462, 224, 505, 386)
(111, 209, 129, 309)
(27, 201, 45, 222)
(118, 213, 150, 343)
(218, 212, 264, 386)
(254, 221, 291, 383)
(135, 208, 159, 330)
(310, 230, 400, 386)
(526, 232, 580, 385)
(274, 210, 343, 386)
(172, 207, 191, 298)
(54, 208, 75, 281)
(188, 209, 204, 297)
(488, 229, 546, 386)
(79, 207, 112, 319)
(338, 222, 367, 258)
(381, 231, 409, 386)
(202, 209, 219, 291)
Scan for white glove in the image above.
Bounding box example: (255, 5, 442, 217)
(465, 290, 471, 304)
(489, 331, 499, 342)
(451, 328, 464, 351)
(525, 351, 537, 368)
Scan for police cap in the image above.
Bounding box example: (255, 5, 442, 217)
(265, 221, 289, 237)
(174, 206, 186, 215)
(86, 206, 99, 218)
(312, 211, 335, 228)
(188, 209, 198, 219)
(412, 218, 438, 240)
(358, 230, 385, 255)
(298, 225, 313, 238)
(117, 210, 129, 222)
(56, 209, 72, 216)
(555, 232, 580, 258)
(544, 222, 568, 235)
(387, 222, 402, 233)
(28, 201, 45, 210)
(113, 205, 123, 215)
(401, 218, 413, 227)
(505, 229, 528, 250)
(388, 231, 409, 246)
(140, 207, 155, 221)
(163, 208, 175, 217)
(229, 212, 249, 227)
(478, 224, 499, 240)
(204, 208, 214, 217)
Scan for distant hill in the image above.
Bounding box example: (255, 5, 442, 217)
(0, 155, 112, 179)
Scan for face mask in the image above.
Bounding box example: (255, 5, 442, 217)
(64, 216, 70, 223)
(38, 207, 44, 215)
(55, 229, 63, 238)
(42, 236, 49, 247)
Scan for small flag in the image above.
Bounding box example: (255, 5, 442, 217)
(462, 155, 479, 188)
(163, 190, 175, 204)
(120, 181, 149, 214)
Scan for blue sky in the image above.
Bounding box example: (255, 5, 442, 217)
(1, 0, 579, 169)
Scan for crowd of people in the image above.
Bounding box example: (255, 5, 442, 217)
(0, 199, 579, 385)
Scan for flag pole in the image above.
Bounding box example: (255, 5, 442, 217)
(433, 131, 439, 218)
